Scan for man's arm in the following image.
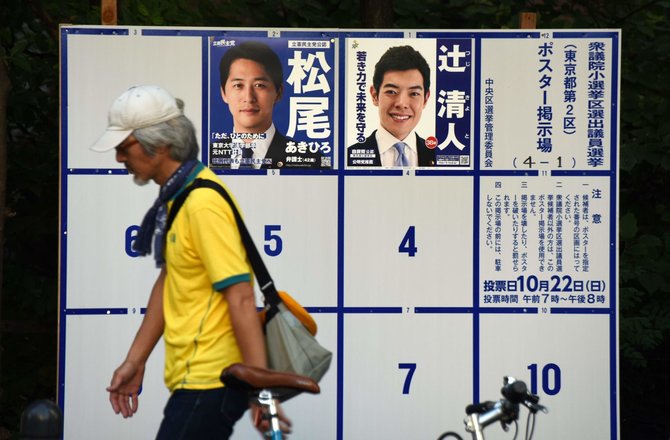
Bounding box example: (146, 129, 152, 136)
(107, 267, 166, 418)
(222, 280, 266, 368)
(223, 280, 292, 434)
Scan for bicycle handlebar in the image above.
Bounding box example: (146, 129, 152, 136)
(462, 377, 548, 440)
(437, 376, 548, 440)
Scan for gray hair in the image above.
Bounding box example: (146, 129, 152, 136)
(133, 100, 199, 161)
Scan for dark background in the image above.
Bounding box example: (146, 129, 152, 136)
(1, 0, 668, 438)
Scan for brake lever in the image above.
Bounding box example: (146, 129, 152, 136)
(523, 399, 549, 414)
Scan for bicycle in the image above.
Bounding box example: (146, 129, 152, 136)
(437, 376, 548, 440)
(220, 363, 320, 440)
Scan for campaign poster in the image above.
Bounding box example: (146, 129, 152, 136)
(479, 36, 615, 171)
(209, 36, 335, 170)
(345, 37, 472, 169)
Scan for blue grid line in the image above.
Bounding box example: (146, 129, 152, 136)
(341, 307, 403, 313)
(550, 307, 612, 314)
(64, 308, 129, 315)
(418, 31, 541, 39)
(608, 31, 620, 440)
(62, 27, 129, 36)
(201, 36, 210, 165)
(472, 35, 482, 405)
(551, 170, 614, 177)
(553, 32, 620, 39)
(336, 37, 346, 437)
(58, 27, 70, 414)
(414, 307, 473, 313)
(480, 307, 539, 314)
(142, 29, 267, 38)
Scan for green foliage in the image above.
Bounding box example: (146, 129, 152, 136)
(614, 1, 670, 421)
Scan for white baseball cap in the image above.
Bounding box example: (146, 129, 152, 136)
(90, 85, 182, 152)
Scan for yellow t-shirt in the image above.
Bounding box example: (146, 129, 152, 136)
(163, 166, 252, 391)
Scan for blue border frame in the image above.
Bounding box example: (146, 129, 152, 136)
(59, 27, 620, 440)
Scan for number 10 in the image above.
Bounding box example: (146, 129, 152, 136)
(528, 363, 561, 395)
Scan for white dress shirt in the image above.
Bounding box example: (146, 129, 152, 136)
(374, 126, 419, 167)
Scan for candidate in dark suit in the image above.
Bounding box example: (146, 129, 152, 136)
(216, 40, 322, 169)
(261, 131, 322, 169)
(347, 130, 435, 167)
(347, 45, 433, 168)
(212, 128, 322, 169)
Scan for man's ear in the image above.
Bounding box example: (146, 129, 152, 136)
(275, 84, 283, 103)
(155, 144, 171, 157)
(423, 89, 431, 107)
(370, 86, 379, 106)
(220, 86, 229, 104)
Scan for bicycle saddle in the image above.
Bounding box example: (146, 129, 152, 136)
(220, 363, 320, 402)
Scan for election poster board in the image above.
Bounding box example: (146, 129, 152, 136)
(59, 26, 620, 439)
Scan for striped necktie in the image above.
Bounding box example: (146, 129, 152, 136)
(393, 142, 409, 167)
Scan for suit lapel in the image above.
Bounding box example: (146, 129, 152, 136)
(416, 133, 436, 166)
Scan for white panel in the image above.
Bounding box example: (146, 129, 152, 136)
(221, 173, 338, 307)
(66, 32, 203, 169)
(344, 175, 473, 307)
(63, 314, 168, 439)
(66, 174, 159, 308)
(479, 313, 611, 439)
(64, 307, 337, 440)
(343, 313, 473, 438)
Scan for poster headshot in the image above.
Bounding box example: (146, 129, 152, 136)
(345, 38, 472, 169)
(209, 36, 335, 170)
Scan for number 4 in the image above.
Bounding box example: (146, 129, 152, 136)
(399, 226, 417, 257)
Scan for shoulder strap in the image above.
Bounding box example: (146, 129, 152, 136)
(166, 178, 281, 307)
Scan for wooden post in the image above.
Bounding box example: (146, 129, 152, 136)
(361, 0, 394, 29)
(101, 0, 118, 25)
(519, 12, 537, 29)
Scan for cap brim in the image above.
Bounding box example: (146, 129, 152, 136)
(90, 128, 133, 152)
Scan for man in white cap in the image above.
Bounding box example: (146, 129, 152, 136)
(91, 85, 290, 439)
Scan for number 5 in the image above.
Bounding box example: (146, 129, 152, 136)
(264, 225, 283, 256)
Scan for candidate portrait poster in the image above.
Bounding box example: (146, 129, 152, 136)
(209, 36, 335, 170)
(345, 37, 472, 168)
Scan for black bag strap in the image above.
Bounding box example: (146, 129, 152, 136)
(166, 178, 281, 307)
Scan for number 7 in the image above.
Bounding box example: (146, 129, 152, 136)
(398, 363, 417, 395)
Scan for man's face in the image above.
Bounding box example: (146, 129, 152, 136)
(370, 69, 430, 141)
(115, 136, 159, 186)
(221, 58, 281, 134)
